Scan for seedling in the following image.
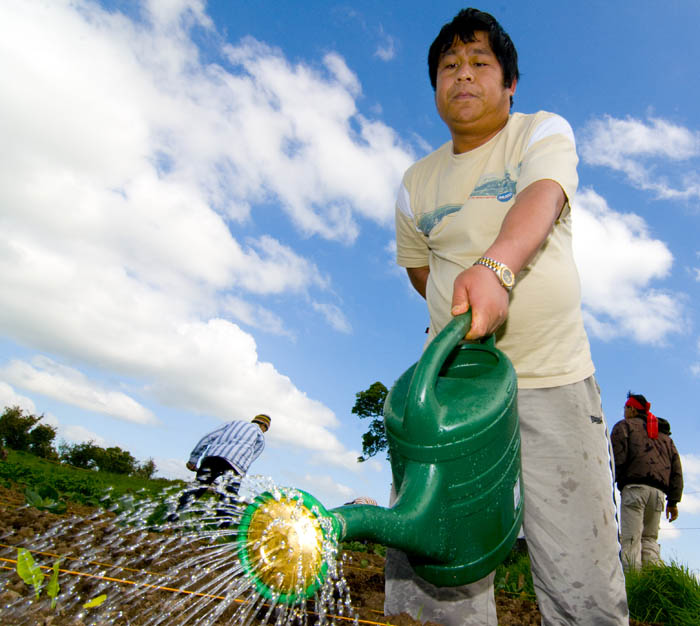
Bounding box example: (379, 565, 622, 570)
(16, 548, 43, 599)
(15, 548, 61, 608)
(47, 559, 61, 609)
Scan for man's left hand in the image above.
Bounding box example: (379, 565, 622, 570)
(666, 504, 679, 522)
(451, 264, 509, 339)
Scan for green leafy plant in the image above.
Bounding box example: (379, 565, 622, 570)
(47, 559, 60, 609)
(341, 540, 386, 556)
(16, 548, 62, 608)
(16, 548, 43, 599)
(494, 538, 535, 597)
(24, 484, 67, 514)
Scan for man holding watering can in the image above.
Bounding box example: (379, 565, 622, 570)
(390, 7, 628, 625)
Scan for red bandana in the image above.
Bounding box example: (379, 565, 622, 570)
(625, 397, 649, 412)
(625, 397, 658, 438)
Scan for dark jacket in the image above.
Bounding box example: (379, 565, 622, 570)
(611, 416, 683, 506)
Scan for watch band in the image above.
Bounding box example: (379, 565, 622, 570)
(473, 256, 515, 292)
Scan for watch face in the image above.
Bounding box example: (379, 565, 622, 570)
(501, 268, 514, 287)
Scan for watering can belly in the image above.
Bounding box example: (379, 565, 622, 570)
(382, 315, 522, 587)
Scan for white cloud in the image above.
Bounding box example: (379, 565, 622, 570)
(573, 188, 683, 344)
(0, 381, 37, 415)
(0, 1, 415, 471)
(580, 115, 700, 200)
(0, 357, 158, 425)
(59, 424, 108, 448)
(221, 296, 291, 337)
(679, 454, 700, 515)
(301, 473, 355, 502)
(682, 453, 700, 482)
(219, 38, 414, 240)
(375, 28, 396, 61)
(155, 456, 192, 481)
(311, 301, 352, 334)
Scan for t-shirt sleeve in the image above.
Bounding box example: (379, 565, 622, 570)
(516, 114, 579, 216)
(395, 180, 430, 268)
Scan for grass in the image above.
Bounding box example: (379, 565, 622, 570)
(626, 561, 700, 625)
(495, 538, 535, 597)
(0, 449, 184, 509)
(493, 540, 700, 625)
(341, 540, 387, 557)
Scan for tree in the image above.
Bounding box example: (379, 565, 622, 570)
(59, 441, 101, 469)
(0, 406, 57, 458)
(29, 423, 59, 460)
(352, 382, 389, 461)
(134, 458, 157, 479)
(0, 406, 39, 450)
(60, 440, 142, 475)
(96, 446, 137, 475)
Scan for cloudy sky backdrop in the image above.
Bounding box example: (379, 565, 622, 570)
(2, 0, 699, 573)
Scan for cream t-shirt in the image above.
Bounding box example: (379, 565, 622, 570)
(395, 111, 594, 389)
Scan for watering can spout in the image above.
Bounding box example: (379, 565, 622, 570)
(330, 461, 450, 563)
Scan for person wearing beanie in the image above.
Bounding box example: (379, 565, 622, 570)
(175, 414, 271, 515)
(611, 393, 683, 570)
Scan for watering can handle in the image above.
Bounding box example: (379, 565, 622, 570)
(404, 311, 493, 434)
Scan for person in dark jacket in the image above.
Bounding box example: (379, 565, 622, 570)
(611, 393, 683, 570)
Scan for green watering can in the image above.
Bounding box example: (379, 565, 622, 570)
(237, 312, 523, 602)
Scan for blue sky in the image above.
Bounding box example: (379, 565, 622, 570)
(1, 0, 699, 575)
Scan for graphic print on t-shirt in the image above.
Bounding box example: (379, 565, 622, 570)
(416, 204, 462, 236)
(470, 168, 519, 202)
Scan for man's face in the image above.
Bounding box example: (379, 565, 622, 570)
(434, 32, 516, 151)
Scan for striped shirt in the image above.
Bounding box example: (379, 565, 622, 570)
(188, 420, 265, 475)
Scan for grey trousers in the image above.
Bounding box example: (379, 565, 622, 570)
(384, 376, 629, 625)
(619, 484, 664, 570)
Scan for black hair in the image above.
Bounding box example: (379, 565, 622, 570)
(627, 391, 649, 408)
(657, 417, 671, 435)
(626, 391, 650, 419)
(428, 7, 519, 100)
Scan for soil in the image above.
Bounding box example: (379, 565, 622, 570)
(0, 486, 654, 625)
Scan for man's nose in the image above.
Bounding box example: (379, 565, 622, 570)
(456, 63, 473, 81)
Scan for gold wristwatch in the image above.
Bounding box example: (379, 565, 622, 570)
(474, 256, 515, 292)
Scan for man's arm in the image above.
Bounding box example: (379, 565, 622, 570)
(188, 430, 218, 466)
(451, 179, 565, 339)
(610, 421, 629, 482)
(406, 266, 430, 299)
(667, 439, 684, 521)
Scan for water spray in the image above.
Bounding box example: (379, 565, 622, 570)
(237, 312, 523, 603)
(1, 312, 523, 623)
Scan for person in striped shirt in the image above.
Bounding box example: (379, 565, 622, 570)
(176, 414, 271, 513)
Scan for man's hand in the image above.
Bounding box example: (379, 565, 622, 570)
(186, 461, 196, 472)
(666, 504, 679, 522)
(451, 264, 509, 339)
